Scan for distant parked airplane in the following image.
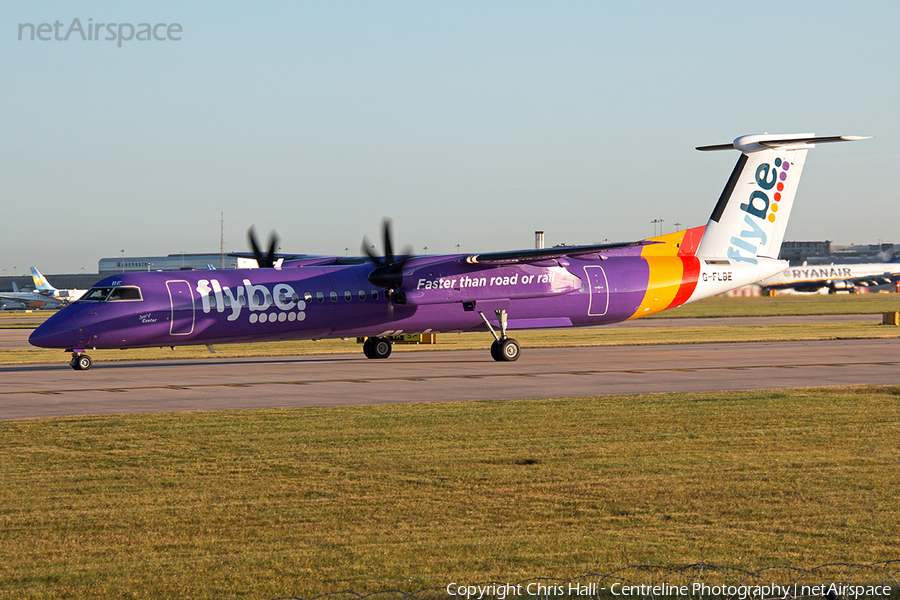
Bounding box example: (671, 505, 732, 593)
(30, 133, 869, 370)
(0, 282, 63, 309)
(758, 257, 900, 292)
(30, 268, 88, 304)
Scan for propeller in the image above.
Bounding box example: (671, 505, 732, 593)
(247, 226, 280, 269)
(362, 218, 413, 289)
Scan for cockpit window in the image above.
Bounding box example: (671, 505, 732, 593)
(78, 286, 143, 303)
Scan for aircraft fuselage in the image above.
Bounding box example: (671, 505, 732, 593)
(31, 238, 732, 353)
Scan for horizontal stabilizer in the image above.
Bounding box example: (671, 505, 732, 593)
(697, 134, 870, 153)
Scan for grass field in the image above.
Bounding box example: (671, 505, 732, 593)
(1, 387, 899, 599)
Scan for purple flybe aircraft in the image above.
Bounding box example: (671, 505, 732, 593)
(30, 133, 868, 370)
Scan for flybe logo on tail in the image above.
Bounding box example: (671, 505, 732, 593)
(728, 157, 791, 264)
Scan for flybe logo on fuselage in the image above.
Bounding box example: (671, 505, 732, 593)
(195, 279, 306, 324)
(728, 157, 791, 265)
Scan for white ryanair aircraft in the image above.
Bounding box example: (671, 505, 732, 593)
(757, 257, 900, 292)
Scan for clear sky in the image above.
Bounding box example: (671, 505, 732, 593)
(3, 1, 898, 275)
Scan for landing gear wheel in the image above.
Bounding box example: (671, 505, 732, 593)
(71, 354, 92, 371)
(490, 340, 501, 362)
(363, 337, 392, 359)
(371, 337, 392, 359)
(499, 338, 520, 362)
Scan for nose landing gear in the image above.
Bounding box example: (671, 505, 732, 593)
(69, 352, 93, 371)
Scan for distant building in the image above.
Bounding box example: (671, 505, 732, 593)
(98, 253, 239, 275)
(779, 241, 832, 263)
(779, 240, 897, 265)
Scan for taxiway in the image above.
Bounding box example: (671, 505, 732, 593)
(1, 336, 897, 420)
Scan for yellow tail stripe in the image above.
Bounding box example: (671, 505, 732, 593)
(629, 230, 688, 320)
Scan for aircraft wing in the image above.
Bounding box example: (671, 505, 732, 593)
(464, 240, 655, 265)
(845, 273, 900, 287)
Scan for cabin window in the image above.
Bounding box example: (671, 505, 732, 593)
(316, 292, 324, 303)
(78, 286, 143, 303)
(330, 291, 338, 302)
(371, 290, 379, 301)
(80, 287, 114, 302)
(358, 290, 366, 301)
(344, 290, 352, 302)
(304, 292, 313, 303)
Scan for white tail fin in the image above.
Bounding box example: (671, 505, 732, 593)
(31, 267, 56, 293)
(695, 134, 869, 262)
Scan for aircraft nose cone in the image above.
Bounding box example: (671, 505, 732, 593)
(29, 311, 76, 349)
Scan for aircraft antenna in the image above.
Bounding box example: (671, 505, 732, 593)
(220, 210, 226, 269)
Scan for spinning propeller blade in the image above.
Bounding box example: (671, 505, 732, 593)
(362, 218, 413, 289)
(247, 226, 280, 269)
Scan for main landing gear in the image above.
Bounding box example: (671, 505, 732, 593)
(69, 352, 93, 371)
(478, 309, 520, 362)
(362, 336, 392, 359)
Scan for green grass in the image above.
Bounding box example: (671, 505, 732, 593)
(0, 322, 44, 329)
(1, 387, 899, 599)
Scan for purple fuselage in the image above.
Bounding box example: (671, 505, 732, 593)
(30, 248, 652, 352)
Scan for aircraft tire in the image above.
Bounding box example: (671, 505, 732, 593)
(371, 337, 392, 359)
(499, 338, 520, 362)
(362, 338, 374, 359)
(490, 340, 501, 362)
(73, 354, 93, 371)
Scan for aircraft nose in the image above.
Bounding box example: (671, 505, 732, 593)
(29, 311, 77, 349)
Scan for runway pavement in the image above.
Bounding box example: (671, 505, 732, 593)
(1, 336, 897, 420)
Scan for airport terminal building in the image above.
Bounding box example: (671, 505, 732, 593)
(97, 253, 241, 275)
